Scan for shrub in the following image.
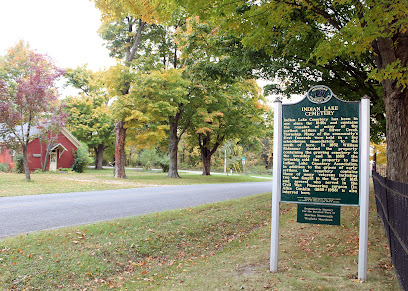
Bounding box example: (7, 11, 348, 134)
(138, 149, 159, 171)
(178, 162, 201, 171)
(72, 145, 93, 173)
(0, 163, 10, 173)
(137, 149, 169, 172)
(159, 155, 169, 173)
(15, 154, 24, 173)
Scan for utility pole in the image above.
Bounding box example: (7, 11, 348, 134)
(224, 150, 227, 173)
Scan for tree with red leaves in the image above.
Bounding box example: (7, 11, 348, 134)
(0, 41, 65, 180)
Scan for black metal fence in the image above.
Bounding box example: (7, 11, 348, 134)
(372, 165, 408, 291)
(375, 164, 387, 177)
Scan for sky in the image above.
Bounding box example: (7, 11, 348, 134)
(0, 0, 293, 102)
(0, 0, 116, 96)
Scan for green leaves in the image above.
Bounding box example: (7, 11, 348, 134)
(64, 95, 114, 148)
(370, 60, 408, 90)
(176, 0, 391, 141)
(64, 66, 115, 151)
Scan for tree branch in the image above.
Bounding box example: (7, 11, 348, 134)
(178, 118, 191, 140)
(197, 133, 204, 150)
(303, 0, 342, 31)
(210, 134, 225, 156)
(275, 0, 343, 31)
(127, 19, 146, 63)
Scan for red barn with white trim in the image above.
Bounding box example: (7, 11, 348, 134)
(0, 128, 81, 172)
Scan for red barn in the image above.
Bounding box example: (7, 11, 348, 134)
(0, 147, 14, 168)
(0, 128, 81, 172)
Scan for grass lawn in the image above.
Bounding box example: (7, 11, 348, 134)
(0, 169, 269, 197)
(0, 184, 399, 290)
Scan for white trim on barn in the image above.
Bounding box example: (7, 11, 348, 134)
(60, 128, 81, 148)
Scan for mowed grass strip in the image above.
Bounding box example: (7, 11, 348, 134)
(0, 187, 398, 290)
(0, 169, 267, 197)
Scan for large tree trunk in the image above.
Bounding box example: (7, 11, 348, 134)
(94, 143, 104, 170)
(112, 19, 146, 179)
(198, 133, 223, 176)
(373, 34, 408, 182)
(199, 134, 212, 176)
(201, 148, 212, 176)
(22, 144, 31, 181)
(168, 118, 180, 178)
(384, 89, 408, 182)
(115, 121, 127, 179)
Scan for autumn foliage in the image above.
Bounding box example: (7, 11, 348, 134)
(0, 41, 64, 180)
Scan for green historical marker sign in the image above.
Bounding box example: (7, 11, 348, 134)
(271, 85, 370, 279)
(281, 86, 360, 205)
(297, 204, 341, 225)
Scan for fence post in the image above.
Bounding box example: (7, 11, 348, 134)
(358, 96, 370, 281)
(270, 99, 282, 272)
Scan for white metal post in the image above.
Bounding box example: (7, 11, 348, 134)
(270, 99, 282, 272)
(358, 97, 370, 281)
(224, 150, 227, 173)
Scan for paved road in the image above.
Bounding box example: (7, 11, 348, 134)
(0, 182, 271, 239)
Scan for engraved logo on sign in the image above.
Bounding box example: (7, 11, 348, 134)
(307, 86, 333, 103)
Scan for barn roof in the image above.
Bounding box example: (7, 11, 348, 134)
(0, 124, 81, 148)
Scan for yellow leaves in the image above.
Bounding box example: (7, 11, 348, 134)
(371, 141, 386, 165)
(93, 0, 174, 24)
(186, 16, 200, 34)
(126, 124, 168, 149)
(5, 40, 30, 63)
(102, 64, 131, 97)
(124, 109, 145, 123)
(254, 101, 268, 110)
(195, 127, 212, 134)
(204, 116, 213, 123)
